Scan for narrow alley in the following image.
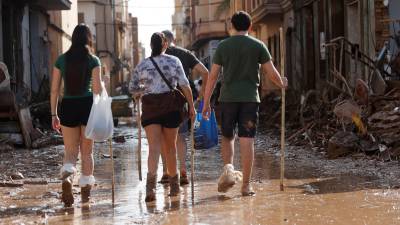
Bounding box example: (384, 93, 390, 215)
(1, 119, 400, 224)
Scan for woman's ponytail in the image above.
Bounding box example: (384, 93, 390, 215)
(150, 32, 165, 57)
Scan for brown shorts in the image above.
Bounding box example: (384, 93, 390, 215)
(141, 110, 182, 128)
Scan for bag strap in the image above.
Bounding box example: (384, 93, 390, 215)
(149, 57, 174, 91)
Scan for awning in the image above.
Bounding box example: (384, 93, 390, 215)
(31, 0, 71, 10)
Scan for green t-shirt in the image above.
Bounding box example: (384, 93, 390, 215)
(54, 54, 101, 99)
(213, 35, 271, 103)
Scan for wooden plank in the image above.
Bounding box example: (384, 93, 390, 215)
(0, 182, 24, 187)
(17, 107, 32, 148)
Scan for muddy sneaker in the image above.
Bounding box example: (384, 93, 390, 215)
(241, 183, 256, 196)
(180, 171, 189, 186)
(145, 173, 157, 202)
(81, 185, 92, 204)
(217, 164, 242, 193)
(158, 174, 169, 184)
(61, 176, 74, 207)
(169, 175, 181, 197)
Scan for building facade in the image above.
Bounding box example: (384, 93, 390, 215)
(0, 0, 74, 147)
(0, 0, 74, 102)
(77, 0, 135, 95)
(176, 0, 398, 98)
(172, 0, 230, 72)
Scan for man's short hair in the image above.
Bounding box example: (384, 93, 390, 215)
(231, 11, 252, 31)
(161, 30, 175, 43)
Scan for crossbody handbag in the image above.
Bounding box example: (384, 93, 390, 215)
(141, 57, 188, 121)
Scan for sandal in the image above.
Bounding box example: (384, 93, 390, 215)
(241, 183, 256, 196)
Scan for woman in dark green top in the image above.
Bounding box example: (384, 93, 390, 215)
(50, 24, 102, 207)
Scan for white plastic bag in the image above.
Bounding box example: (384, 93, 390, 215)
(85, 84, 114, 141)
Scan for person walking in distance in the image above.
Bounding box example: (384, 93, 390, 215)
(50, 24, 102, 207)
(202, 11, 288, 196)
(129, 32, 196, 202)
(158, 30, 209, 185)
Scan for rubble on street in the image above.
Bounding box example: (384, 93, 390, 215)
(265, 86, 400, 161)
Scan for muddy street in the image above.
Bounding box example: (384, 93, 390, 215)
(1, 119, 400, 225)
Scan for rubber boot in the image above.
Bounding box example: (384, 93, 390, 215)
(145, 173, 157, 202)
(180, 171, 189, 186)
(78, 175, 95, 204)
(60, 164, 76, 207)
(81, 185, 92, 203)
(158, 174, 169, 184)
(169, 175, 180, 197)
(61, 173, 74, 207)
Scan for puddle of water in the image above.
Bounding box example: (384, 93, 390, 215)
(1, 124, 400, 224)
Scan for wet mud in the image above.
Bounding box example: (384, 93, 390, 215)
(1, 119, 400, 224)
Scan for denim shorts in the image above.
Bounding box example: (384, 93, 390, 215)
(219, 102, 259, 138)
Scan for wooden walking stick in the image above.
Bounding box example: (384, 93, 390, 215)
(190, 118, 195, 201)
(109, 138, 116, 206)
(137, 97, 142, 181)
(279, 27, 286, 191)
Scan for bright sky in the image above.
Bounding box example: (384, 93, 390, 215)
(129, 0, 175, 57)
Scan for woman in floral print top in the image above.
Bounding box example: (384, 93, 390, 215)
(129, 32, 195, 202)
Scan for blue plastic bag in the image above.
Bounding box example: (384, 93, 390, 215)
(194, 101, 218, 149)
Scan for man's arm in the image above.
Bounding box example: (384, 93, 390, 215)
(202, 63, 221, 119)
(261, 61, 287, 89)
(192, 62, 209, 99)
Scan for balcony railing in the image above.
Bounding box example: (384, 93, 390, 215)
(250, 0, 283, 23)
(190, 19, 228, 49)
(31, 0, 72, 10)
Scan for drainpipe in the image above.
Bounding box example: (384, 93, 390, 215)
(0, 0, 3, 61)
(111, 0, 118, 96)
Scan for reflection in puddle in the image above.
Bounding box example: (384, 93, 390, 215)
(1, 124, 400, 224)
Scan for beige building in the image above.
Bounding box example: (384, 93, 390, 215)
(48, 0, 79, 74)
(129, 15, 140, 67)
(77, 0, 133, 95)
(172, 0, 192, 48)
(137, 42, 146, 63)
(172, 0, 230, 70)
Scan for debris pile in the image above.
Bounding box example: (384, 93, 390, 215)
(367, 89, 400, 160)
(281, 88, 400, 161)
(0, 147, 63, 186)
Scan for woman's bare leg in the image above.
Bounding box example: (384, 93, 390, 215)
(144, 124, 163, 175)
(60, 126, 80, 173)
(79, 126, 94, 176)
(162, 127, 179, 177)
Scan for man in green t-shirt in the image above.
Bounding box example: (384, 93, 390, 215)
(202, 11, 288, 196)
